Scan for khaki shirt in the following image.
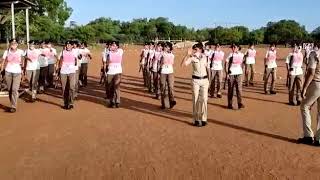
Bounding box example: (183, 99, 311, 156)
(185, 54, 208, 77)
(308, 50, 320, 81)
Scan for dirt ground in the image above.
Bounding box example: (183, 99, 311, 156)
(0, 45, 320, 180)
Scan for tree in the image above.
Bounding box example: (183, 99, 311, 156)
(264, 20, 308, 44)
(311, 26, 320, 41)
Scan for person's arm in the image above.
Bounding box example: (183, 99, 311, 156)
(181, 48, 193, 67)
(1, 50, 8, 72)
(302, 52, 317, 98)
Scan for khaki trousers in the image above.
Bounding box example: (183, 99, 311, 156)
(210, 70, 222, 96)
(245, 64, 255, 85)
(26, 69, 40, 99)
(5, 72, 21, 109)
(160, 74, 175, 107)
(107, 74, 121, 104)
(264, 68, 277, 92)
(192, 78, 209, 122)
(61, 73, 76, 106)
(300, 81, 320, 140)
(289, 74, 303, 103)
(228, 75, 243, 106)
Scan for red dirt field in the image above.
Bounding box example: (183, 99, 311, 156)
(0, 46, 320, 180)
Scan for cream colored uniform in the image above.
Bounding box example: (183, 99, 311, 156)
(184, 53, 209, 122)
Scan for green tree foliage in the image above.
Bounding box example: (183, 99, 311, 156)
(311, 26, 320, 41)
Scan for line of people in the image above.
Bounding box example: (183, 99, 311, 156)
(139, 41, 319, 128)
(0, 39, 92, 112)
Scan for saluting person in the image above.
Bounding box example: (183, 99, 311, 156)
(182, 43, 210, 127)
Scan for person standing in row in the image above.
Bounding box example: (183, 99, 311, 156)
(244, 43, 256, 86)
(147, 42, 156, 92)
(226, 44, 245, 110)
(160, 42, 176, 109)
(46, 41, 57, 88)
(79, 42, 92, 87)
(72, 41, 81, 99)
(286, 44, 304, 106)
(24, 40, 41, 102)
(140, 43, 150, 87)
(209, 43, 225, 98)
(1, 39, 25, 113)
(58, 41, 78, 110)
(151, 42, 164, 99)
(264, 44, 278, 95)
(106, 41, 124, 108)
(298, 43, 320, 146)
(182, 43, 210, 127)
(100, 41, 110, 85)
(38, 41, 49, 93)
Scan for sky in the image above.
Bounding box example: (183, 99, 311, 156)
(65, 0, 319, 32)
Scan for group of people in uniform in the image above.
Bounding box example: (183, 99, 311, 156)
(139, 40, 320, 147)
(0, 39, 92, 112)
(2, 37, 320, 146)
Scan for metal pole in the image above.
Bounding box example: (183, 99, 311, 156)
(11, 2, 15, 39)
(26, 8, 30, 48)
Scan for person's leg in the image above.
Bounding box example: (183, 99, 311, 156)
(153, 72, 159, 98)
(26, 70, 33, 91)
(10, 73, 21, 110)
(264, 68, 271, 93)
(107, 74, 115, 106)
(235, 75, 244, 108)
(47, 64, 54, 87)
(69, 73, 76, 107)
(209, 70, 215, 97)
(250, 64, 255, 85)
(315, 98, 320, 142)
(160, 74, 166, 108)
(200, 79, 209, 123)
(39, 67, 45, 92)
(296, 75, 303, 105)
(33, 70, 40, 100)
(300, 81, 320, 139)
(245, 64, 249, 86)
(212, 70, 217, 97)
(43, 66, 48, 89)
(270, 68, 277, 93)
(83, 63, 88, 86)
(228, 75, 235, 108)
(217, 70, 223, 98)
(60, 74, 68, 107)
(74, 70, 80, 98)
(114, 74, 121, 106)
(192, 79, 200, 124)
(5, 72, 13, 105)
(289, 75, 296, 104)
(167, 73, 176, 108)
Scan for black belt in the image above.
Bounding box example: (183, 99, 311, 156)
(192, 75, 208, 80)
(313, 80, 320, 82)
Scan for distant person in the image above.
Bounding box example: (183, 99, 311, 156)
(226, 44, 245, 109)
(79, 42, 92, 87)
(159, 42, 176, 109)
(100, 41, 110, 85)
(72, 41, 81, 99)
(46, 41, 57, 88)
(38, 41, 50, 93)
(244, 43, 257, 86)
(264, 44, 277, 95)
(151, 42, 164, 99)
(286, 44, 304, 106)
(181, 42, 210, 127)
(209, 43, 225, 98)
(147, 42, 156, 93)
(298, 43, 320, 146)
(1, 39, 25, 113)
(106, 41, 123, 108)
(24, 40, 41, 102)
(57, 41, 78, 110)
(139, 42, 150, 87)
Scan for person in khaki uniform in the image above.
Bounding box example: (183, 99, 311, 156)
(226, 44, 245, 110)
(182, 43, 210, 127)
(159, 42, 176, 109)
(264, 44, 278, 95)
(244, 43, 257, 86)
(286, 44, 304, 106)
(298, 43, 320, 146)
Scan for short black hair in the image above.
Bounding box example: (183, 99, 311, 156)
(111, 41, 120, 47)
(165, 42, 173, 51)
(192, 42, 204, 50)
(65, 40, 72, 45)
(29, 40, 36, 45)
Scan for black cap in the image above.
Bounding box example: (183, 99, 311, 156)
(65, 40, 72, 45)
(29, 40, 36, 45)
(9, 39, 18, 44)
(110, 40, 119, 47)
(192, 42, 204, 50)
(165, 42, 173, 50)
